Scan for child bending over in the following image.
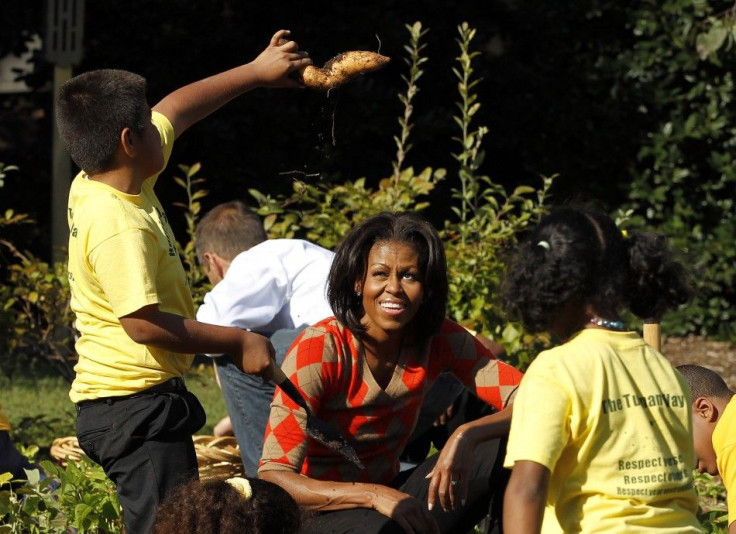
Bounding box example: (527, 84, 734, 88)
(677, 364, 736, 532)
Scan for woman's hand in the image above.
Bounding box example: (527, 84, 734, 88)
(425, 426, 476, 513)
(371, 485, 440, 534)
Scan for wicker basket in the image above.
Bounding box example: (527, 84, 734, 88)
(50, 435, 244, 481)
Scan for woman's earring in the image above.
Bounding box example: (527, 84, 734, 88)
(355, 285, 362, 297)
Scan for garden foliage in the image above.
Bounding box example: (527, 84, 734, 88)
(619, 0, 736, 338)
(250, 22, 553, 367)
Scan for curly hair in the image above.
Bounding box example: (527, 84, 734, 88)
(327, 212, 448, 346)
(153, 478, 301, 534)
(501, 206, 692, 333)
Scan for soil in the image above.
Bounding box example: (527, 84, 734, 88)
(662, 336, 736, 386)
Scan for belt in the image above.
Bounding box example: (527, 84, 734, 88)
(75, 377, 187, 412)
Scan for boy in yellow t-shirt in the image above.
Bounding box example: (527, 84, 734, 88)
(56, 30, 310, 534)
(677, 364, 736, 532)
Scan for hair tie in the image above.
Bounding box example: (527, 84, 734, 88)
(621, 229, 629, 239)
(537, 240, 551, 250)
(226, 477, 253, 500)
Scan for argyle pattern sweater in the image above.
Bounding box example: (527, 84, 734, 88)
(259, 317, 523, 483)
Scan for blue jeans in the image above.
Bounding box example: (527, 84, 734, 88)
(214, 326, 306, 476)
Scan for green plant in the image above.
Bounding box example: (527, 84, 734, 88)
(172, 162, 211, 307)
(440, 22, 554, 368)
(0, 241, 76, 381)
(694, 470, 729, 533)
(0, 163, 28, 229)
(0, 165, 75, 380)
(621, 0, 736, 338)
(0, 459, 122, 533)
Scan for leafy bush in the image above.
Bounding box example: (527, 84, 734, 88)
(0, 165, 75, 380)
(0, 459, 122, 533)
(620, 1, 736, 338)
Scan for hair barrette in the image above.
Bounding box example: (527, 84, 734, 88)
(226, 477, 253, 500)
(537, 240, 551, 250)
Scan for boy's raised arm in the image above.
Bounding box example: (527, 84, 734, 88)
(152, 29, 310, 138)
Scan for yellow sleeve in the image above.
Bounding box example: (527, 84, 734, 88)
(718, 443, 736, 526)
(504, 369, 571, 471)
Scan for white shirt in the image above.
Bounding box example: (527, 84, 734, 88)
(196, 239, 334, 338)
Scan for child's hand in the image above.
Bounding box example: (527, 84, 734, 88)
(233, 331, 277, 378)
(249, 29, 311, 88)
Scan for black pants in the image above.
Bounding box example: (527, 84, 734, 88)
(76, 386, 205, 534)
(300, 437, 509, 534)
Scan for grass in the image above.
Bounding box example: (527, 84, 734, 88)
(0, 364, 227, 458)
(1, 369, 730, 532)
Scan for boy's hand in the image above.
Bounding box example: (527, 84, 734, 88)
(249, 29, 312, 88)
(234, 330, 277, 379)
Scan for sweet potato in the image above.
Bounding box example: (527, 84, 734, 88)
(299, 51, 390, 91)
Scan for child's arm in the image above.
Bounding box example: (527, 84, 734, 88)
(152, 29, 310, 138)
(119, 304, 276, 379)
(503, 460, 550, 534)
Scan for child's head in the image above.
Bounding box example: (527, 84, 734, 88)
(501, 206, 691, 336)
(153, 477, 301, 534)
(194, 201, 268, 283)
(676, 364, 734, 475)
(56, 69, 150, 174)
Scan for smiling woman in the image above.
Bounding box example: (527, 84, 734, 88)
(258, 212, 523, 534)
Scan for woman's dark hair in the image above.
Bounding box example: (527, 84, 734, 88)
(328, 212, 448, 345)
(501, 206, 692, 333)
(153, 478, 301, 534)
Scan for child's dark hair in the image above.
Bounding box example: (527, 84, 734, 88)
(501, 206, 692, 333)
(328, 212, 448, 346)
(195, 200, 268, 265)
(153, 478, 301, 534)
(56, 69, 148, 174)
(676, 364, 734, 400)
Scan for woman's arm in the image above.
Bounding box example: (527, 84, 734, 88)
(260, 470, 440, 534)
(503, 460, 550, 534)
(426, 405, 513, 512)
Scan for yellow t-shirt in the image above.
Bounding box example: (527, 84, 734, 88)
(67, 112, 194, 403)
(0, 405, 10, 432)
(713, 396, 736, 525)
(505, 328, 701, 533)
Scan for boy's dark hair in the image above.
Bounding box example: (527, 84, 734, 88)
(195, 200, 268, 265)
(153, 478, 301, 534)
(676, 364, 734, 400)
(501, 206, 692, 333)
(56, 69, 148, 174)
(328, 212, 448, 346)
